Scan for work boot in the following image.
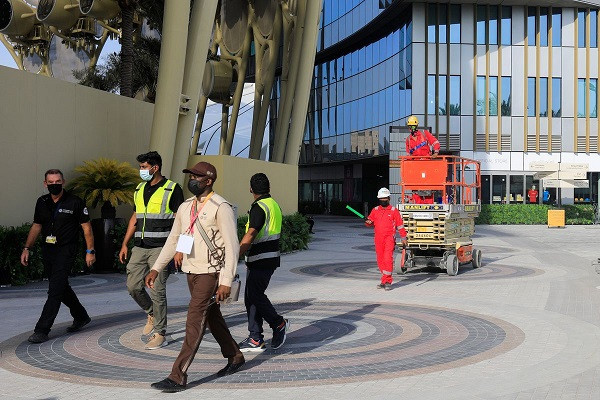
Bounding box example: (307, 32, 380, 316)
(28, 332, 49, 343)
(67, 317, 91, 333)
(384, 283, 392, 291)
(145, 333, 166, 350)
(376, 283, 385, 289)
(142, 314, 154, 336)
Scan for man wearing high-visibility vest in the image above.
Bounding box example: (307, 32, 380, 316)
(238, 173, 290, 352)
(119, 151, 184, 350)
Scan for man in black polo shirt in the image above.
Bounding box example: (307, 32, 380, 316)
(20, 169, 96, 344)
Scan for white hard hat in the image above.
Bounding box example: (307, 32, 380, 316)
(377, 187, 391, 198)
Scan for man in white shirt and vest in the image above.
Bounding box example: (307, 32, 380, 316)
(238, 173, 290, 352)
(145, 161, 244, 393)
(118, 151, 184, 350)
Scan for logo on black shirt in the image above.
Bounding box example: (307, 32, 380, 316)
(58, 208, 74, 214)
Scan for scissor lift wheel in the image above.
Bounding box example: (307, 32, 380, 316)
(446, 254, 458, 276)
(472, 248, 482, 268)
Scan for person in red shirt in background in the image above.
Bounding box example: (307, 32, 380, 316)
(527, 185, 539, 204)
(365, 188, 408, 291)
(405, 115, 440, 157)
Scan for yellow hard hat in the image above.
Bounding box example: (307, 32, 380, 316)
(407, 115, 419, 126)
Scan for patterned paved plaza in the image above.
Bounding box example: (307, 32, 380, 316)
(1, 217, 599, 399)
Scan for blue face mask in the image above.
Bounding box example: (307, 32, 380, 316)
(140, 169, 153, 181)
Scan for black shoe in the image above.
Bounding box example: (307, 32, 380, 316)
(217, 359, 246, 376)
(66, 317, 91, 333)
(150, 378, 186, 393)
(28, 332, 49, 343)
(376, 283, 385, 289)
(271, 319, 290, 349)
(384, 283, 392, 291)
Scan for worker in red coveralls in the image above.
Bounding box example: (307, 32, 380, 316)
(365, 188, 408, 291)
(405, 115, 440, 157)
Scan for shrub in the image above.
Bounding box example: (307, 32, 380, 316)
(237, 213, 310, 257)
(109, 222, 133, 273)
(475, 204, 596, 225)
(0, 224, 87, 286)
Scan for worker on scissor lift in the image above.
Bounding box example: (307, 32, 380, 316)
(365, 188, 408, 291)
(405, 115, 441, 204)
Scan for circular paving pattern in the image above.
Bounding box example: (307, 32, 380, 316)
(291, 259, 542, 281)
(0, 301, 523, 388)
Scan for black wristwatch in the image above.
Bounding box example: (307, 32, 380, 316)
(86, 249, 96, 255)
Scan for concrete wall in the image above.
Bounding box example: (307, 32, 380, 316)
(186, 155, 298, 218)
(0, 66, 155, 227)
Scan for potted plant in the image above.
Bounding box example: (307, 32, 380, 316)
(68, 158, 139, 272)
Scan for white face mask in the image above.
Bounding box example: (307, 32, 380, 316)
(140, 169, 153, 181)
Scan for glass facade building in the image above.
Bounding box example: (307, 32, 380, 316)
(294, 1, 600, 209)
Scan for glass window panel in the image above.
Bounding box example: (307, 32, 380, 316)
(399, 49, 405, 81)
(365, 95, 373, 128)
(428, 3, 437, 43)
(528, 7, 536, 46)
(392, 53, 400, 84)
(373, 40, 380, 64)
(526, 176, 541, 203)
(501, 76, 511, 116)
(501, 6, 512, 45)
(386, 87, 393, 123)
(476, 76, 486, 116)
(393, 83, 400, 120)
(329, 106, 336, 135)
(510, 175, 524, 204)
(450, 4, 461, 43)
(489, 6, 498, 45)
(400, 24, 406, 50)
(337, 104, 344, 134)
(406, 76, 412, 116)
(379, 90, 386, 125)
(552, 8, 562, 47)
(591, 10, 598, 48)
(407, 19, 413, 44)
(428, 75, 436, 114)
(591, 78, 598, 118)
(439, 75, 447, 115)
(579, 9, 586, 48)
(477, 5, 486, 45)
(439, 4, 447, 44)
(552, 77, 561, 117)
(399, 80, 406, 120)
(578, 78, 586, 117)
(482, 175, 491, 204)
(540, 77, 548, 117)
(489, 76, 498, 116)
(528, 77, 536, 117)
(492, 175, 507, 204)
(392, 29, 400, 55)
(540, 8, 549, 46)
(450, 75, 460, 115)
(406, 44, 412, 76)
(358, 97, 366, 130)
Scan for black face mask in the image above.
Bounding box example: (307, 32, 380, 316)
(379, 200, 390, 207)
(47, 184, 63, 196)
(188, 179, 207, 196)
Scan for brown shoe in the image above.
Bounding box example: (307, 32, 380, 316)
(143, 314, 154, 336)
(145, 333, 166, 350)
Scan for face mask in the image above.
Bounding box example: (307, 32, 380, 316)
(379, 200, 390, 207)
(47, 184, 63, 196)
(410, 127, 418, 135)
(139, 169, 153, 181)
(188, 179, 207, 196)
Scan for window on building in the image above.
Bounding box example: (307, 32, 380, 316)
(526, 176, 541, 203)
(428, 3, 437, 43)
(450, 4, 461, 43)
(476, 75, 486, 115)
(540, 77, 548, 117)
(477, 5, 486, 45)
(489, 76, 498, 116)
(578, 9, 586, 48)
(501, 76, 511, 116)
(428, 75, 436, 114)
(449, 75, 460, 115)
(578, 78, 586, 117)
(438, 75, 447, 115)
(540, 8, 549, 46)
(552, 77, 562, 117)
(439, 4, 447, 43)
(528, 77, 536, 116)
(501, 6, 512, 45)
(591, 78, 598, 117)
(489, 5, 498, 45)
(510, 175, 524, 203)
(591, 10, 598, 48)
(482, 175, 491, 204)
(492, 175, 507, 204)
(552, 8, 562, 46)
(528, 7, 536, 46)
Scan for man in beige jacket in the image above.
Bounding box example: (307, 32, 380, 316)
(145, 161, 244, 393)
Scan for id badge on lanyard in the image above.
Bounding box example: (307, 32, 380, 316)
(46, 200, 62, 245)
(176, 193, 213, 254)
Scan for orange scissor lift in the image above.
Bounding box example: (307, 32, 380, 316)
(393, 156, 482, 276)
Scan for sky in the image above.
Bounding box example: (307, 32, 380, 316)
(0, 37, 262, 158)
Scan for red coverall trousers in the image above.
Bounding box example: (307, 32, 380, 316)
(374, 234, 395, 284)
(367, 205, 407, 285)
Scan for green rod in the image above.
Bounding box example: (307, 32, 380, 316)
(346, 205, 364, 219)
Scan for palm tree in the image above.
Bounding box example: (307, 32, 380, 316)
(117, 0, 139, 98)
(67, 158, 139, 218)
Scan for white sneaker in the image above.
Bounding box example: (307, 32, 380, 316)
(142, 315, 154, 336)
(145, 333, 167, 350)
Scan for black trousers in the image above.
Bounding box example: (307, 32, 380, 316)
(34, 244, 89, 335)
(245, 267, 283, 340)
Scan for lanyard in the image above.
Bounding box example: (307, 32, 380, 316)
(50, 196, 64, 236)
(187, 192, 214, 234)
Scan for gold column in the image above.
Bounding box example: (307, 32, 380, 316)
(485, 5, 490, 152)
(586, 9, 591, 153)
(497, 6, 502, 152)
(574, 9, 579, 152)
(536, 7, 540, 153)
(524, 6, 529, 152)
(548, 7, 553, 153)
